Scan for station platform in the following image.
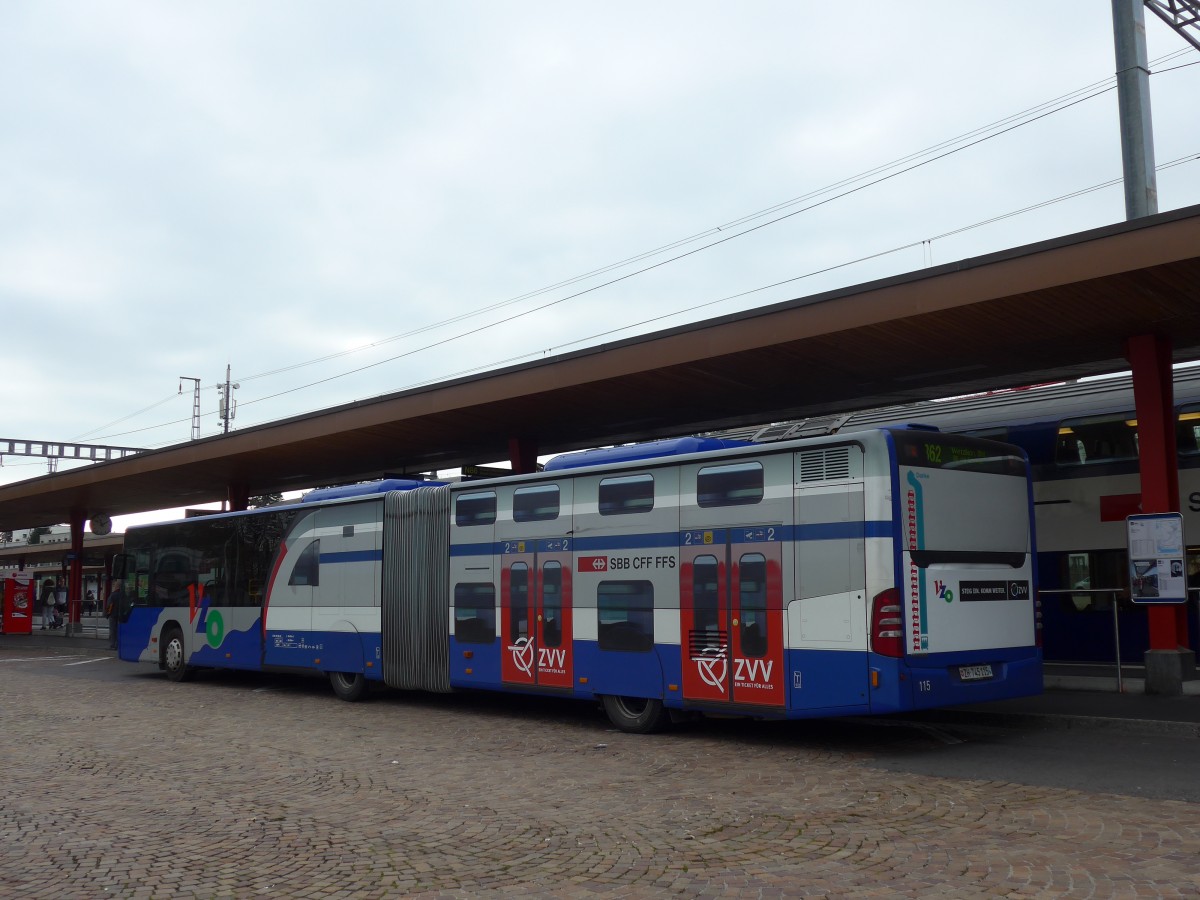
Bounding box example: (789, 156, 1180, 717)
(2, 630, 1197, 735)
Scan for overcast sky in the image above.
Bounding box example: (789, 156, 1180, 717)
(3, 2, 1199, 508)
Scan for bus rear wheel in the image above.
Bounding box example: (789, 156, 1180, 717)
(162, 627, 193, 683)
(602, 695, 668, 734)
(329, 671, 367, 702)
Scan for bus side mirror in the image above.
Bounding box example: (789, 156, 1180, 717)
(112, 554, 131, 579)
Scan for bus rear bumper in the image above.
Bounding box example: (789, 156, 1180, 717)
(906, 650, 1043, 709)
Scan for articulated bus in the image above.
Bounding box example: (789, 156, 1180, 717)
(114, 425, 1041, 733)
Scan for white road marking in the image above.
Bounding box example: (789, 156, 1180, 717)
(63, 657, 114, 666)
(0, 656, 85, 662)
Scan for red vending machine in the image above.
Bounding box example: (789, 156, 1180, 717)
(0, 572, 34, 634)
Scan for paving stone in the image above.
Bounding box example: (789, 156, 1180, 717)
(1, 655, 1199, 897)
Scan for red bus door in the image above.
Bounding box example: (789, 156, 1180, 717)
(680, 527, 785, 708)
(501, 538, 573, 690)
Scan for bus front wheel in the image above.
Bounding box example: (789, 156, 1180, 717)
(162, 627, 193, 683)
(602, 695, 668, 734)
(329, 671, 367, 702)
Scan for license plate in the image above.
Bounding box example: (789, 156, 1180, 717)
(958, 664, 994, 681)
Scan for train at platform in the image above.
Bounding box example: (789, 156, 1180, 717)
(822, 368, 1200, 665)
(112, 425, 1041, 732)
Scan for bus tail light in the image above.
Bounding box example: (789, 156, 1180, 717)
(1034, 593, 1043, 648)
(871, 588, 903, 658)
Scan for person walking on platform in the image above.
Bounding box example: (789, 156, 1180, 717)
(106, 580, 125, 651)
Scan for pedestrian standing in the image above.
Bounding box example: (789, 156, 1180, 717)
(106, 580, 125, 651)
(38, 579, 55, 629)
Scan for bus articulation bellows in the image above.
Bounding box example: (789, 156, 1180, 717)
(113, 426, 1042, 733)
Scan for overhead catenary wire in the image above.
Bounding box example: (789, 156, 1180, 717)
(81, 54, 1197, 446)
(88, 147, 1200, 449)
(232, 55, 1191, 388)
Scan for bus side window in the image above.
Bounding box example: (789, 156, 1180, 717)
(288, 540, 321, 587)
(597, 581, 654, 652)
(454, 583, 496, 643)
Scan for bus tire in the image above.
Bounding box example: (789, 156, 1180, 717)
(162, 626, 193, 683)
(602, 695, 668, 734)
(329, 671, 367, 702)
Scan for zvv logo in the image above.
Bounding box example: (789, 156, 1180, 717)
(934, 580, 954, 603)
(733, 657, 774, 684)
(696, 653, 728, 690)
(508, 637, 535, 676)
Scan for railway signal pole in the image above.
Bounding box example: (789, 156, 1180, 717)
(1112, 0, 1158, 219)
(217, 365, 239, 435)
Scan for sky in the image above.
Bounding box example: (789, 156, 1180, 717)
(2, 2, 1200, 527)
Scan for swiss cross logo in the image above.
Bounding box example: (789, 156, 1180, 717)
(578, 556, 608, 572)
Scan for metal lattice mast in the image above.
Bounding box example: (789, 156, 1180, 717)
(0, 439, 144, 475)
(180, 376, 201, 440)
(1144, 0, 1200, 52)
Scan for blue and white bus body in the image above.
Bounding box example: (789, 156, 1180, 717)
(445, 428, 1039, 722)
(116, 428, 1040, 731)
(119, 481, 431, 694)
(260, 498, 385, 678)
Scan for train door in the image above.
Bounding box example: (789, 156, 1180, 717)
(499, 482, 574, 690)
(679, 527, 786, 707)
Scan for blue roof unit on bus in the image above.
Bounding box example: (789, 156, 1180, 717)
(301, 478, 447, 502)
(543, 437, 753, 472)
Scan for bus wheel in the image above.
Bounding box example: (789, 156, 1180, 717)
(329, 671, 367, 702)
(602, 695, 668, 734)
(162, 627, 193, 683)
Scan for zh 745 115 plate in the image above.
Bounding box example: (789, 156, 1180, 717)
(958, 664, 994, 681)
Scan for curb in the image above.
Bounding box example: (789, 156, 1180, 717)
(1045, 674, 1200, 696)
(913, 707, 1200, 739)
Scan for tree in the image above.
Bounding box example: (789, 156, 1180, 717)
(27, 526, 51, 545)
(248, 493, 284, 509)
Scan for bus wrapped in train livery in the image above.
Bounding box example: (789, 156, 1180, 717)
(114, 425, 1041, 733)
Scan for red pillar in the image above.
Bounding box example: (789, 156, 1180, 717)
(508, 436, 539, 475)
(1125, 334, 1189, 650)
(227, 482, 250, 512)
(68, 509, 85, 633)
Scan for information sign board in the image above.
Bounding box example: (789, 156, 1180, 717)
(1126, 512, 1187, 604)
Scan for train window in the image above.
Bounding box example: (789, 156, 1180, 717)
(1055, 415, 1138, 465)
(1058, 549, 1130, 612)
(598, 474, 655, 515)
(510, 563, 530, 640)
(455, 491, 497, 527)
(454, 582, 496, 643)
(1188, 549, 1200, 596)
(542, 562, 563, 648)
(597, 580, 654, 652)
(738, 553, 768, 658)
(1177, 407, 1200, 455)
(288, 540, 320, 587)
(513, 485, 560, 522)
(697, 462, 764, 507)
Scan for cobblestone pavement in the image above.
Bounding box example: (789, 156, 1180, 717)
(2, 651, 1199, 898)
